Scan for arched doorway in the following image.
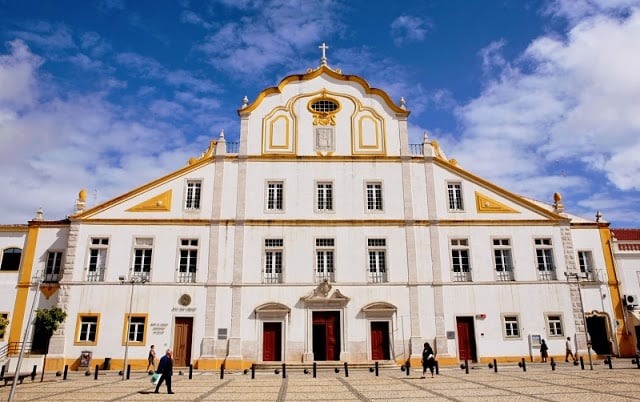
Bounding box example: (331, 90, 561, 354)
(586, 313, 612, 355)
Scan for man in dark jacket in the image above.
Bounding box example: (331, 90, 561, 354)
(154, 349, 174, 394)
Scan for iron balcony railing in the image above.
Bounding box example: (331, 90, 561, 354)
(496, 269, 515, 281)
(453, 270, 472, 282)
(86, 268, 105, 282)
(368, 271, 387, 283)
(263, 272, 282, 284)
(537, 268, 557, 281)
(177, 271, 196, 283)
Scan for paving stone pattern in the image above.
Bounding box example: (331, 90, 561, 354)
(2, 361, 640, 401)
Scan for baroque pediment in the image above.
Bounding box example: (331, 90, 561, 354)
(301, 279, 350, 307)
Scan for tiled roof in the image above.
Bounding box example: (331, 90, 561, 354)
(620, 244, 640, 251)
(612, 228, 640, 241)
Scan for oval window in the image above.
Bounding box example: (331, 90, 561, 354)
(310, 99, 338, 113)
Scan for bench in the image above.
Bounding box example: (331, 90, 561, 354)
(2, 372, 35, 386)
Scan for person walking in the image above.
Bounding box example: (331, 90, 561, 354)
(421, 342, 436, 378)
(146, 345, 156, 372)
(540, 339, 549, 363)
(565, 337, 576, 362)
(154, 349, 174, 394)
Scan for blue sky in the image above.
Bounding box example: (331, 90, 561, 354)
(0, 0, 639, 227)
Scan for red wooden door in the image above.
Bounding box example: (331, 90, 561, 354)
(312, 312, 340, 361)
(173, 317, 193, 366)
(456, 316, 476, 361)
(371, 321, 390, 360)
(263, 322, 282, 361)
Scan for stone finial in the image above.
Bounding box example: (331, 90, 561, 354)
(241, 96, 248, 109)
(553, 192, 564, 213)
(33, 208, 44, 221)
(400, 97, 407, 110)
(218, 129, 225, 141)
(79, 189, 87, 202)
(75, 189, 87, 213)
(423, 131, 430, 142)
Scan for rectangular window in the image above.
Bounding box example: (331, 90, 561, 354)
(0, 312, 8, 341)
(535, 238, 556, 280)
(451, 239, 471, 282)
(266, 182, 284, 211)
(503, 315, 520, 338)
(264, 239, 283, 283)
(178, 239, 198, 283)
(123, 314, 147, 344)
(87, 237, 109, 282)
(447, 182, 464, 211)
(316, 182, 333, 211)
(0, 247, 21, 271)
(75, 314, 99, 345)
(366, 183, 383, 211)
(132, 238, 153, 281)
(45, 251, 63, 283)
(546, 314, 564, 337)
(315, 238, 335, 282)
(368, 238, 387, 283)
(493, 239, 514, 281)
(185, 180, 202, 210)
(578, 250, 594, 280)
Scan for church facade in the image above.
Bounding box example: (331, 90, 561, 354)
(1, 54, 630, 371)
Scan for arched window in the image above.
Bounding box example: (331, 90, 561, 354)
(0, 248, 22, 271)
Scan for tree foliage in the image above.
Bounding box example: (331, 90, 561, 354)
(34, 307, 67, 337)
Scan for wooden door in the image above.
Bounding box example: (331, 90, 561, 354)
(312, 311, 340, 361)
(456, 316, 477, 361)
(371, 321, 390, 360)
(173, 317, 193, 366)
(263, 322, 282, 361)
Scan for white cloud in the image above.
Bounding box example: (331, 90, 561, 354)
(545, 0, 640, 22)
(390, 15, 431, 46)
(0, 40, 42, 109)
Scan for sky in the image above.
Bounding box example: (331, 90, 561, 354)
(0, 0, 639, 227)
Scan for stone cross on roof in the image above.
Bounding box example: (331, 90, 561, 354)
(319, 42, 329, 66)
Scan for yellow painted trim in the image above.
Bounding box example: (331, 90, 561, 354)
(357, 116, 380, 149)
(268, 115, 292, 149)
(39, 284, 59, 299)
(0, 225, 27, 232)
(74, 313, 101, 346)
(121, 313, 149, 346)
(475, 192, 520, 213)
(125, 190, 173, 212)
(239, 65, 409, 116)
(7, 225, 39, 345)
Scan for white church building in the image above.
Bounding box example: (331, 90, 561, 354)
(1, 50, 626, 371)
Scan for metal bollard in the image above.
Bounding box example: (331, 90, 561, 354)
(435, 360, 439, 375)
(251, 363, 255, 379)
(126, 364, 131, 380)
(282, 363, 286, 379)
(375, 361, 379, 377)
(635, 355, 640, 369)
(220, 363, 225, 380)
(313, 362, 317, 378)
(189, 364, 193, 379)
(606, 356, 613, 369)
(63, 365, 69, 380)
(31, 365, 37, 381)
(94, 364, 99, 380)
(550, 357, 556, 371)
(521, 358, 526, 372)
(0, 365, 4, 378)
(493, 359, 498, 373)
(579, 356, 585, 370)
(344, 362, 349, 377)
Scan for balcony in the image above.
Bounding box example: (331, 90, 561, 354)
(263, 272, 282, 284)
(86, 268, 105, 282)
(537, 269, 557, 281)
(496, 269, 514, 281)
(368, 272, 387, 283)
(316, 272, 335, 283)
(453, 270, 472, 282)
(177, 271, 196, 283)
(43, 272, 61, 283)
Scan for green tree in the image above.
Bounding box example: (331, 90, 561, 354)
(0, 316, 9, 338)
(32, 307, 67, 353)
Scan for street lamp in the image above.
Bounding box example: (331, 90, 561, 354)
(119, 274, 147, 380)
(565, 272, 593, 370)
(8, 271, 43, 402)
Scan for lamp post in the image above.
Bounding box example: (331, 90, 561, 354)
(565, 272, 593, 370)
(8, 271, 43, 402)
(120, 275, 147, 380)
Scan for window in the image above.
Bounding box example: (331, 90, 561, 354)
(75, 314, 99, 345)
(0, 313, 8, 341)
(178, 239, 198, 283)
(368, 239, 387, 283)
(310, 99, 339, 113)
(546, 314, 564, 337)
(264, 239, 283, 283)
(366, 183, 383, 211)
(315, 238, 335, 282)
(316, 182, 333, 212)
(123, 314, 147, 344)
(503, 315, 520, 338)
(447, 182, 464, 211)
(535, 238, 556, 280)
(87, 238, 108, 282)
(451, 239, 471, 282)
(578, 251, 594, 280)
(0, 247, 21, 271)
(45, 251, 63, 283)
(493, 239, 514, 281)
(266, 182, 284, 211)
(185, 180, 202, 210)
(132, 238, 153, 281)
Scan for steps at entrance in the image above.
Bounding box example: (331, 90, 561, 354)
(253, 361, 399, 371)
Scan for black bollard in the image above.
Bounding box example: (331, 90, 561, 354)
(405, 359, 410, 376)
(465, 359, 469, 374)
(550, 357, 556, 371)
(579, 356, 584, 370)
(94, 364, 99, 380)
(606, 356, 613, 369)
(282, 363, 286, 379)
(31, 365, 37, 381)
(493, 359, 498, 373)
(251, 363, 256, 379)
(435, 360, 439, 375)
(313, 362, 317, 378)
(521, 358, 526, 372)
(63, 365, 69, 380)
(220, 363, 225, 380)
(636, 355, 640, 369)
(126, 364, 131, 380)
(344, 362, 349, 377)
(375, 361, 379, 377)
(189, 364, 193, 379)
(0, 365, 4, 378)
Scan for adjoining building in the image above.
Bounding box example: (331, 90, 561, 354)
(0, 51, 628, 371)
